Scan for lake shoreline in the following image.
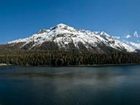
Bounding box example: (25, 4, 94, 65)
(0, 63, 11, 66)
(66, 64, 140, 67)
(0, 63, 139, 67)
(17, 63, 140, 67)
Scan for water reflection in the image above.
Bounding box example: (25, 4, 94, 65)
(0, 66, 140, 105)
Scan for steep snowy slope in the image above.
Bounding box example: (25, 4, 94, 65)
(8, 23, 138, 53)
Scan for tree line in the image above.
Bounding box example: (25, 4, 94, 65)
(0, 50, 139, 66)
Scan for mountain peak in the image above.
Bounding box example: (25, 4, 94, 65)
(125, 31, 140, 43)
(56, 23, 69, 27)
(8, 24, 140, 52)
(126, 31, 140, 38)
(50, 23, 76, 32)
(133, 31, 139, 37)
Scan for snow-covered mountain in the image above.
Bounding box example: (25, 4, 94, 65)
(8, 23, 140, 53)
(125, 31, 140, 43)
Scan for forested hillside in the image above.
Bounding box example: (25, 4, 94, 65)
(0, 24, 140, 66)
(0, 49, 139, 66)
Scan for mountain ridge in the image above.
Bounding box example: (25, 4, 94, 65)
(125, 31, 140, 43)
(8, 23, 140, 53)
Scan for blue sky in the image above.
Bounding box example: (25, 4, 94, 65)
(0, 0, 140, 43)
